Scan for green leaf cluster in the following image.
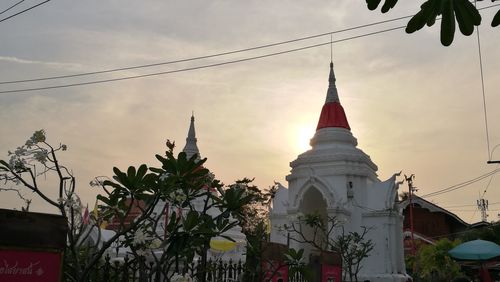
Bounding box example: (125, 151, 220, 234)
(366, 0, 499, 46)
(93, 146, 257, 278)
(284, 248, 311, 280)
(407, 238, 463, 281)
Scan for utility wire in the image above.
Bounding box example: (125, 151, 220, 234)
(475, 12, 491, 162)
(0, 0, 25, 16)
(404, 222, 499, 241)
(420, 167, 500, 198)
(448, 208, 500, 212)
(479, 164, 499, 199)
(0, 26, 406, 94)
(2, 3, 498, 86)
(0, 2, 497, 92)
(0, 0, 50, 23)
(443, 201, 500, 208)
(0, 15, 415, 85)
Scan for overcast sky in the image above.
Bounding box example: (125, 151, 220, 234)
(1, 0, 499, 223)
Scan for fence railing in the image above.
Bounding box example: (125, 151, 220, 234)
(86, 255, 244, 282)
(86, 255, 306, 282)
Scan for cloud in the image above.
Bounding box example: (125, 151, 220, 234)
(0, 56, 83, 71)
(0, 1, 499, 223)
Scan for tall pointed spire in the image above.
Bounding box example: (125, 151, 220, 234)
(325, 62, 340, 103)
(316, 62, 350, 130)
(182, 113, 200, 159)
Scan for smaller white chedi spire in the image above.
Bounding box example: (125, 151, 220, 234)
(182, 113, 200, 159)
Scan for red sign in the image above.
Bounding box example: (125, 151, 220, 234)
(0, 250, 62, 282)
(321, 264, 341, 282)
(262, 260, 288, 282)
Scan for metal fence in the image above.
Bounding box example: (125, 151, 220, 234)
(86, 255, 306, 282)
(86, 255, 244, 282)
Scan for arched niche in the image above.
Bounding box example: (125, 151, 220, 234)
(297, 186, 328, 258)
(292, 176, 340, 210)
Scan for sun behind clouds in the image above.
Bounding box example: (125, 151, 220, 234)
(294, 123, 316, 153)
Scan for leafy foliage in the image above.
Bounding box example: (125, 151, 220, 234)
(283, 213, 374, 282)
(0, 132, 257, 282)
(92, 143, 256, 281)
(0, 130, 103, 281)
(407, 238, 463, 281)
(334, 227, 374, 282)
(459, 222, 500, 244)
(231, 178, 277, 236)
(366, 0, 498, 46)
(284, 248, 311, 280)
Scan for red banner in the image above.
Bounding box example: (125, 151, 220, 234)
(0, 250, 62, 282)
(321, 264, 341, 282)
(262, 260, 288, 282)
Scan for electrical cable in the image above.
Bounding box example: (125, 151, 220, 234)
(1, 3, 498, 86)
(420, 167, 500, 198)
(0, 0, 50, 23)
(474, 2, 492, 162)
(473, 1, 493, 218)
(443, 203, 481, 208)
(470, 207, 478, 223)
(448, 208, 500, 212)
(403, 223, 500, 242)
(0, 26, 406, 94)
(0, 15, 414, 85)
(443, 201, 500, 209)
(0, 0, 25, 16)
(479, 164, 499, 199)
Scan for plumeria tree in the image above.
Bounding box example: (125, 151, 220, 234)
(284, 212, 374, 282)
(0, 131, 256, 282)
(0, 130, 90, 279)
(233, 178, 277, 237)
(334, 226, 374, 282)
(82, 140, 257, 281)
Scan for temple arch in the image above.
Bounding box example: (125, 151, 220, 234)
(296, 186, 328, 259)
(292, 176, 339, 209)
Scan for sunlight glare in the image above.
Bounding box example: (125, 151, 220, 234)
(295, 124, 316, 153)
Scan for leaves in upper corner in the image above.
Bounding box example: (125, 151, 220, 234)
(454, 0, 480, 36)
(366, 0, 398, 13)
(406, 0, 441, 34)
(440, 0, 456, 46)
(405, 0, 481, 46)
(381, 0, 398, 13)
(366, 0, 382, 11)
(493, 9, 500, 27)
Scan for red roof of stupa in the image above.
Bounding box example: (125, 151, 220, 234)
(316, 102, 350, 130)
(316, 62, 350, 131)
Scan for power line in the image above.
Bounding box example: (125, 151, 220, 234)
(0, 0, 25, 16)
(475, 11, 491, 162)
(419, 167, 500, 198)
(480, 164, 500, 199)
(0, 26, 406, 94)
(405, 222, 500, 241)
(443, 204, 480, 208)
(443, 201, 500, 209)
(448, 208, 500, 212)
(1, 3, 498, 86)
(0, 0, 50, 23)
(0, 15, 414, 85)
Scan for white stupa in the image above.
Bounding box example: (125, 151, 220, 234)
(153, 114, 246, 261)
(269, 62, 409, 281)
